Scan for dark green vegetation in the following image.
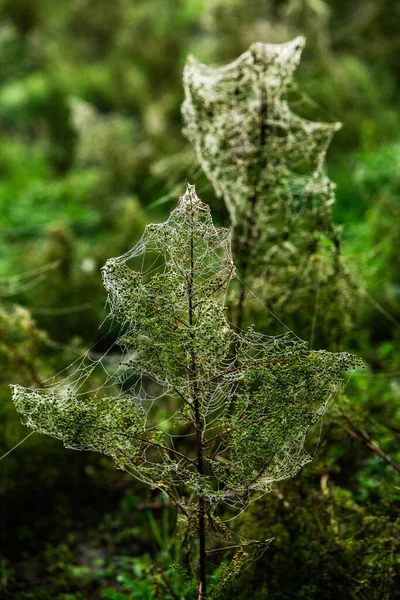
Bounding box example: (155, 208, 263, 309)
(0, 1, 399, 598)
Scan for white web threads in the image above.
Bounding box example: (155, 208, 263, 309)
(11, 185, 359, 516)
(11, 384, 146, 458)
(182, 38, 357, 348)
(182, 37, 339, 226)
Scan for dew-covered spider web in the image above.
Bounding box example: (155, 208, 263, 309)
(183, 37, 338, 225)
(12, 184, 359, 530)
(182, 37, 358, 349)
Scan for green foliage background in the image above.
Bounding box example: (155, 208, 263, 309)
(0, 0, 399, 598)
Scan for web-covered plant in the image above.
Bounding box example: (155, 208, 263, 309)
(183, 37, 357, 349)
(12, 185, 358, 597)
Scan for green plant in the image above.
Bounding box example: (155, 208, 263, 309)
(12, 184, 358, 597)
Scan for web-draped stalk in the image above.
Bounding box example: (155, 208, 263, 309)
(183, 37, 357, 349)
(11, 184, 359, 598)
(187, 199, 207, 598)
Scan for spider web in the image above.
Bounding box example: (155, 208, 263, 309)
(182, 37, 338, 226)
(182, 37, 357, 348)
(11, 185, 359, 517)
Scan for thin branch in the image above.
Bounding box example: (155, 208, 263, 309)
(202, 429, 230, 447)
(213, 454, 290, 506)
(162, 487, 191, 520)
(193, 264, 236, 309)
(166, 310, 190, 329)
(118, 449, 192, 520)
(92, 424, 197, 467)
(332, 419, 400, 474)
(132, 434, 198, 467)
(173, 386, 194, 411)
(203, 354, 288, 386)
(206, 541, 261, 554)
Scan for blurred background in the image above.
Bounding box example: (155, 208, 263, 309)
(0, 1, 399, 598)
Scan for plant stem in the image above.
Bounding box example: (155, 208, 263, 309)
(187, 198, 207, 598)
(90, 424, 197, 467)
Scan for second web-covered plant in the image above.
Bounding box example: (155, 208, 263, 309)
(183, 36, 358, 350)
